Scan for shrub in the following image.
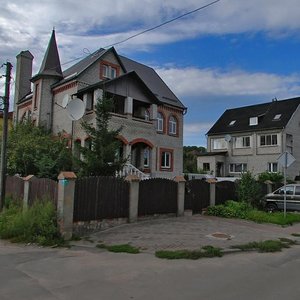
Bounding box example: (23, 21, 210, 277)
(258, 172, 283, 184)
(0, 201, 63, 246)
(237, 171, 263, 208)
(207, 200, 251, 219)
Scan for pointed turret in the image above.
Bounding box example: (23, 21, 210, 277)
(32, 29, 63, 81)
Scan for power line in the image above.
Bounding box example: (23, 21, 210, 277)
(60, 0, 222, 67)
(104, 0, 221, 48)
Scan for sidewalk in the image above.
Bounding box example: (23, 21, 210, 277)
(71, 215, 300, 253)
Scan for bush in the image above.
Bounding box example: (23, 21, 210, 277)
(258, 172, 283, 184)
(207, 200, 251, 219)
(237, 171, 263, 208)
(0, 201, 63, 246)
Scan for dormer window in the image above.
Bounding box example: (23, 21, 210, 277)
(100, 61, 120, 80)
(229, 120, 236, 126)
(273, 114, 281, 120)
(249, 117, 258, 126)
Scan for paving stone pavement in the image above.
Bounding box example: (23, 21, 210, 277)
(71, 215, 300, 253)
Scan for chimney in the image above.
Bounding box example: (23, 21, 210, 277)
(13, 50, 34, 123)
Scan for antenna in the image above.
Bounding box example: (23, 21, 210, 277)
(66, 97, 85, 121)
(225, 134, 232, 142)
(62, 94, 70, 108)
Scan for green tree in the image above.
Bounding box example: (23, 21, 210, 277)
(237, 171, 262, 208)
(76, 95, 126, 176)
(7, 122, 73, 179)
(183, 146, 206, 173)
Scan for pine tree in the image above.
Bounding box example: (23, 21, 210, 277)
(76, 95, 126, 176)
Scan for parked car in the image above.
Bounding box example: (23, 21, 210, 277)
(264, 184, 300, 212)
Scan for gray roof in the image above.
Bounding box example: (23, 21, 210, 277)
(33, 30, 63, 79)
(60, 47, 185, 109)
(207, 97, 300, 135)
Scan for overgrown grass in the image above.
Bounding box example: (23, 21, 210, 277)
(231, 238, 297, 253)
(207, 200, 300, 225)
(155, 246, 223, 260)
(0, 200, 64, 246)
(96, 243, 140, 254)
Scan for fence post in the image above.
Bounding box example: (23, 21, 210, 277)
(265, 180, 273, 194)
(23, 175, 35, 210)
(57, 171, 77, 240)
(207, 178, 217, 206)
(174, 176, 186, 217)
(125, 175, 140, 223)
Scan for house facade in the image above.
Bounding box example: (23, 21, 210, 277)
(13, 30, 186, 179)
(197, 98, 300, 180)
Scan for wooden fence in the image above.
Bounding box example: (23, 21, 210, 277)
(73, 176, 129, 222)
(215, 181, 238, 205)
(5, 175, 24, 201)
(185, 180, 210, 213)
(138, 178, 177, 216)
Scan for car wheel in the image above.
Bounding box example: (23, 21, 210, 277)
(266, 203, 277, 213)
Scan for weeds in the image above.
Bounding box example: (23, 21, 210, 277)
(155, 246, 223, 260)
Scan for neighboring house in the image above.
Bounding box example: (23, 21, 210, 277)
(197, 98, 300, 179)
(13, 30, 186, 179)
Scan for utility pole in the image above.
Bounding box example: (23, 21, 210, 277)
(0, 62, 12, 210)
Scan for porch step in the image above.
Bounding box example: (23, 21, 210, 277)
(118, 163, 150, 180)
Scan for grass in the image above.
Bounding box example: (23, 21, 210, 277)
(155, 246, 223, 260)
(0, 200, 64, 247)
(96, 243, 140, 254)
(231, 238, 297, 253)
(291, 233, 300, 237)
(207, 200, 300, 226)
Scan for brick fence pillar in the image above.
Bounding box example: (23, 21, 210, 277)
(23, 175, 35, 210)
(174, 176, 186, 217)
(125, 175, 140, 223)
(57, 172, 77, 240)
(207, 178, 217, 207)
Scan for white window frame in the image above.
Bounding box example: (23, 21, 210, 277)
(143, 148, 150, 168)
(168, 116, 177, 135)
(229, 163, 247, 173)
(249, 117, 258, 126)
(235, 136, 251, 148)
(161, 151, 171, 169)
(144, 109, 150, 121)
(268, 162, 278, 173)
(212, 138, 227, 150)
(260, 134, 278, 146)
(157, 112, 164, 132)
(102, 65, 117, 79)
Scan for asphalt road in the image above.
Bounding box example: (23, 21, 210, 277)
(1, 240, 300, 300)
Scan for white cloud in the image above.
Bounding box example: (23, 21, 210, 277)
(156, 67, 300, 98)
(184, 122, 212, 146)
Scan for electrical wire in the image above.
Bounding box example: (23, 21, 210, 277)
(60, 0, 222, 67)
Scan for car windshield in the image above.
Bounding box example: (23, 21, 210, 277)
(274, 186, 294, 195)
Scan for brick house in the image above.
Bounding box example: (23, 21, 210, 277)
(197, 98, 300, 180)
(13, 30, 186, 179)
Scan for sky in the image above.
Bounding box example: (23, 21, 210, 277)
(2, 0, 300, 146)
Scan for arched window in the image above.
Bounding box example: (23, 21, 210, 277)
(157, 112, 164, 132)
(168, 115, 177, 135)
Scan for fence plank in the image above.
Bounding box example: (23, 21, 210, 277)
(73, 176, 129, 222)
(138, 178, 177, 216)
(185, 180, 210, 213)
(5, 175, 24, 201)
(215, 181, 237, 205)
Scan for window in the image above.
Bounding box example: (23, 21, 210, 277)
(275, 186, 294, 195)
(235, 136, 250, 148)
(168, 115, 177, 135)
(249, 117, 258, 126)
(295, 186, 300, 196)
(85, 93, 94, 111)
(84, 138, 92, 150)
(229, 120, 236, 126)
(161, 151, 171, 168)
(229, 163, 247, 173)
(33, 83, 40, 109)
(203, 163, 210, 171)
(268, 162, 278, 173)
(145, 109, 150, 121)
(260, 134, 278, 146)
(143, 147, 150, 167)
(273, 114, 281, 120)
(100, 61, 119, 79)
(157, 112, 164, 132)
(74, 139, 81, 159)
(212, 138, 227, 150)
